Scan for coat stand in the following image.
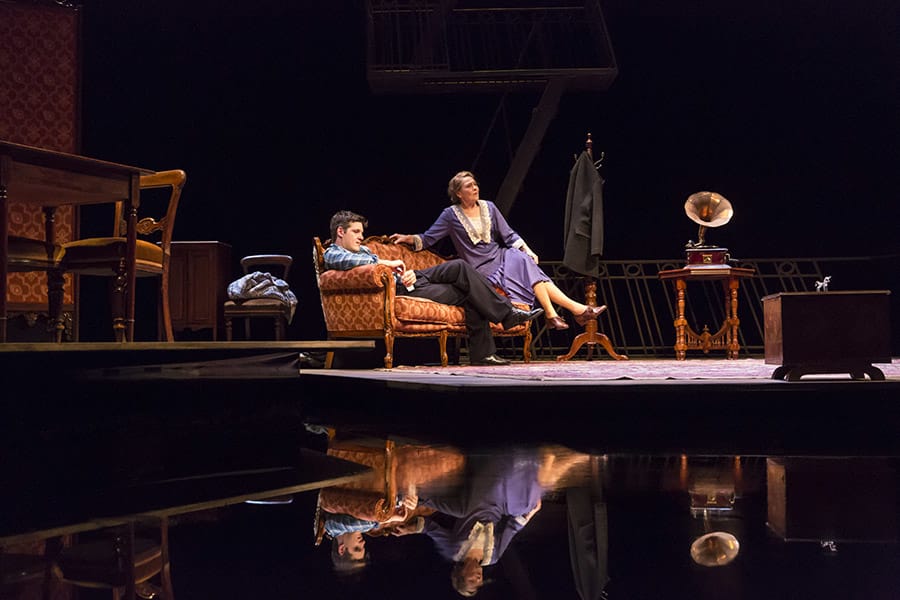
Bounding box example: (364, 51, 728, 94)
(558, 133, 628, 362)
(556, 280, 628, 362)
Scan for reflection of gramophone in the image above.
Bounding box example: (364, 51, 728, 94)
(691, 531, 740, 567)
(682, 456, 743, 567)
(684, 191, 734, 266)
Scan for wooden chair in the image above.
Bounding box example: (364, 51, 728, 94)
(6, 233, 67, 341)
(0, 542, 57, 600)
(61, 169, 186, 342)
(223, 254, 294, 340)
(52, 518, 174, 600)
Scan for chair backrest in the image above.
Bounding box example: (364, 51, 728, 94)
(240, 254, 292, 282)
(53, 517, 173, 597)
(113, 169, 187, 252)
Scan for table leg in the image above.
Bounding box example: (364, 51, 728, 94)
(43, 206, 65, 342)
(720, 279, 731, 358)
(124, 174, 140, 342)
(674, 278, 687, 360)
(727, 278, 740, 359)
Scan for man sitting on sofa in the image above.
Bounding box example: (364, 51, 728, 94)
(324, 210, 543, 366)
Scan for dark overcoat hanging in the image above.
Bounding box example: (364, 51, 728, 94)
(563, 150, 605, 277)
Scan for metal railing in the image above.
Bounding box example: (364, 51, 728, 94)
(366, 0, 617, 92)
(490, 255, 893, 360)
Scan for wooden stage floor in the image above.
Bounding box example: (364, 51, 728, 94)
(302, 356, 900, 385)
(2, 343, 898, 456)
(297, 357, 900, 455)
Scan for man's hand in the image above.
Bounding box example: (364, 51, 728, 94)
(389, 233, 414, 245)
(378, 258, 406, 271)
(384, 508, 410, 524)
(401, 492, 419, 511)
(400, 269, 417, 289)
(391, 518, 424, 537)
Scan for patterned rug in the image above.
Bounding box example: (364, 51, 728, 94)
(390, 358, 900, 381)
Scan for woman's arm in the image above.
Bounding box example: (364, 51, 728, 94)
(489, 202, 539, 263)
(391, 208, 453, 251)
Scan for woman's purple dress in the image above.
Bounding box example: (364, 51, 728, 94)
(414, 200, 550, 306)
(420, 450, 543, 565)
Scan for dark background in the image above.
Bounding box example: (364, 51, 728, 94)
(75, 0, 900, 342)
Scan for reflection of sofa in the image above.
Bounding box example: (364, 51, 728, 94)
(313, 235, 533, 368)
(313, 437, 464, 545)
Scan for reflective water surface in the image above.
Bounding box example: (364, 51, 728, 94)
(162, 431, 899, 600)
(0, 426, 900, 600)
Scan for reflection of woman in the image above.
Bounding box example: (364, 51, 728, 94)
(408, 446, 589, 596)
(391, 171, 605, 330)
(420, 450, 544, 596)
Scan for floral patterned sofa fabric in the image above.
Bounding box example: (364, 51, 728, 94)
(313, 235, 533, 368)
(395, 296, 466, 326)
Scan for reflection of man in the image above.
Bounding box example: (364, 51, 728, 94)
(324, 210, 543, 366)
(331, 531, 367, 573)
(324, 491, 419, 571)
(315, 432, 468, 573)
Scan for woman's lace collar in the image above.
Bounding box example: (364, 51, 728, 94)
(452, 521, 495, 566)
(451, 200, 492, 246)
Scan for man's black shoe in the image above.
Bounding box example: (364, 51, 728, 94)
(470, 354, 511, 366)
(501, 307, 544, 330)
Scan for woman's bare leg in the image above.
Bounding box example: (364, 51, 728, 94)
(537, 281, 588, 315)
(533, 281, 562, 319)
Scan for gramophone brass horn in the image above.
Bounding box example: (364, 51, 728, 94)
(685, 191, 733, 246)
(690, 531, 740, 567)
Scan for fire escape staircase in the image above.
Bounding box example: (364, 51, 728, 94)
(365, 0, 619, 214)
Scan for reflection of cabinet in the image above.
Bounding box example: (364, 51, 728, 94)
(767, 457, 897, 542)
(169, 241, 232, 340)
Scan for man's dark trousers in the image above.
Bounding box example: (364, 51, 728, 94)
(397, 259, 513, 361)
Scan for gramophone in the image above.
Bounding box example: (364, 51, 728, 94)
(684, 191, 733, 266)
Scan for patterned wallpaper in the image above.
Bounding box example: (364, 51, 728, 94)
(0, 1, 80, 307)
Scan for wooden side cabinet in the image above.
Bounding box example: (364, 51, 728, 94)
(762, 290, 891, 380)
(169, 241, 232, 340)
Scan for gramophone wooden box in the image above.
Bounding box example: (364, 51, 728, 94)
(763, 290, 891, 372)
(685, 247, 729, 266)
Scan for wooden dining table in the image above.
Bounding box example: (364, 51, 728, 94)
(0, 140, 153, 342)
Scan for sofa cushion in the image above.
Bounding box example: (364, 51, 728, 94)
(394, 295, 465, 326)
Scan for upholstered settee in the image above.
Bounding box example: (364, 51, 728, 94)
(313, 235, 533, 369)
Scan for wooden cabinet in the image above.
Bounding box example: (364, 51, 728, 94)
(762, 290, 891, 380)
(169, 241, 232, 340)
